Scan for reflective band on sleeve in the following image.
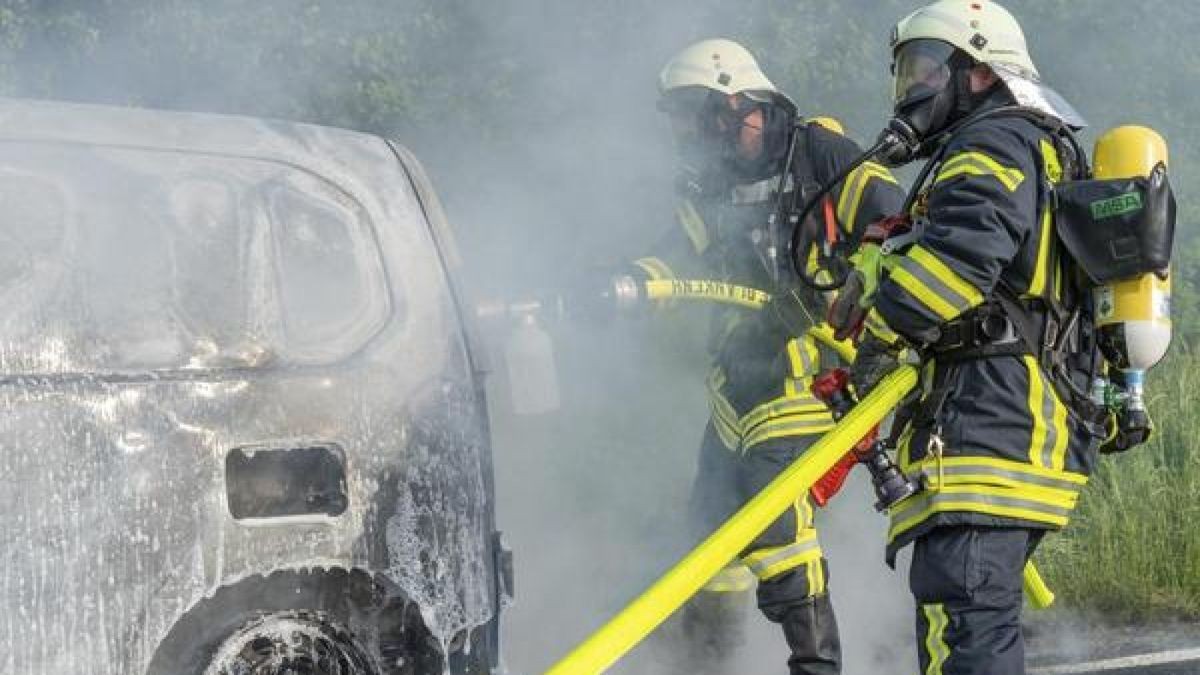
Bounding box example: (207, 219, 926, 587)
(837, 161, 899, 233)
(707, 369, 743, 450)
(742, 533, 822, 581)
(891, 246, 984, 321)
(1024, 355, 1069, 472)
(934, 151, 1027, 192)
(922, 603, 950, 675)
(908, 246, 984, 307)
(742, 414, 836, 450)
(786, 335, 821, 377)
(740, 395, 829, 433)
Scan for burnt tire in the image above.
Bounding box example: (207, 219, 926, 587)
(146, 568, 445, 675)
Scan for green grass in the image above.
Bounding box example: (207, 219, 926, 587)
(1038, 347, 1200, 621)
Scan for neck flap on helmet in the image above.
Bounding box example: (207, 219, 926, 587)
(989, 62, 1087, 130)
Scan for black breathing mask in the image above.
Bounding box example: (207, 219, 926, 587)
(660, 87, 787, 193)
(877, 39, 975, 167)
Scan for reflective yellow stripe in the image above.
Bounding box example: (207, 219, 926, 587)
(837, 162, 899, 232)
(923, 603, 950, 675)
(865, 307, 901, 345)
(633, 256, 674, 282)
(786, 335, 821, 377)
(784, 375, 812, 398)
(905, 455, 1087, 486)
(891, 265, 959, 320)
(742, 414, 836, 449)
(795, 496, 814, 529)
(740, 395, 828, 433)
(702, 564, 756, 592)
(743, 533, 823, 581)
(935, 151, 1026, 192)
(888, 485, 1075, 543)
(1024, 355, 1069, 471)
(890, 246, 984, 321)
(908, 246, 984, 308)
(806, 558, 819, 595)
(1028, 205, 1053, 297)
(676, 199, 710, 254)
(1030, 139, 1062, 298)
(712, 414, 740, 451)
(707, 369, 742, 450)
(1026, 355, 1051, 469)
(1040, 138, 1064, 184)
(913, 467, 1082, 503)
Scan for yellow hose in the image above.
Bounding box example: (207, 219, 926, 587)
(543, 365, 919, 675)
(643, 279, 770, 310)
(1023, 561, 1056, 609)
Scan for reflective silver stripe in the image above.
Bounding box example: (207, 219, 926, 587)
(895, 255, 977, 315)
(743, 416, 836, 448)
(918, 464, 1082, 493)
(892, 490, 1073, 521)
(742, 408, 831, 436)
(1038, 372, 1060, 470)
(740, 395, 826, 430)
(744, 539, 821, 579)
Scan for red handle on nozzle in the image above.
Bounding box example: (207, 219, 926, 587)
(811, 368, 853, 417)
(809, 368, 881, 506)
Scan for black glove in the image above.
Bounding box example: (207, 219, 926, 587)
(851, 331, 901, 399)
(827, 269, 869, 341)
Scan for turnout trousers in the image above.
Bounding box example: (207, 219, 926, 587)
(910, 525, 1044, 675)
(679, 421, 841, 675)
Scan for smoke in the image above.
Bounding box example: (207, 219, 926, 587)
(0, 1, 1192, 673)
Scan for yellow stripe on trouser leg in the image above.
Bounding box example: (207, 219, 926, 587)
(742, 534, 823, 581)
(542, 366, 919, 675)
(922, 603, 950, 675)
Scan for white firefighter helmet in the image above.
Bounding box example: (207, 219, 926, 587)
(892, 0, 1038, 77)
(658, 39, 794, 109)
(891, 0, 1085, 127)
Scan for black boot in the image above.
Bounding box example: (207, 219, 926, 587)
(780, 594, 841, 675)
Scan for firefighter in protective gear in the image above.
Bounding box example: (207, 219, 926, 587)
(839, 2, 1104, 673)
(623, 39, 904, 675)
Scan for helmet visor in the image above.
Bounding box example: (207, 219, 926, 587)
(892, 39, 957, 105)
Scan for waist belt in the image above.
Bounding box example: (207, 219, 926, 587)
(928, 305, 1026, 363)
(918, 290, 1104, 433)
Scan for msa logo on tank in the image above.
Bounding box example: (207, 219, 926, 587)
(1090, 191, 1144, 220)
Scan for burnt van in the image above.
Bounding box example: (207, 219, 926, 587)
(0, 98, 509, 674)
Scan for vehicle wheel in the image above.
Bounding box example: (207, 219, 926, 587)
(146, 568, 445, 675)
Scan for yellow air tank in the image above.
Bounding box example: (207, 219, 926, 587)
(1091, 126, 1173, 376)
